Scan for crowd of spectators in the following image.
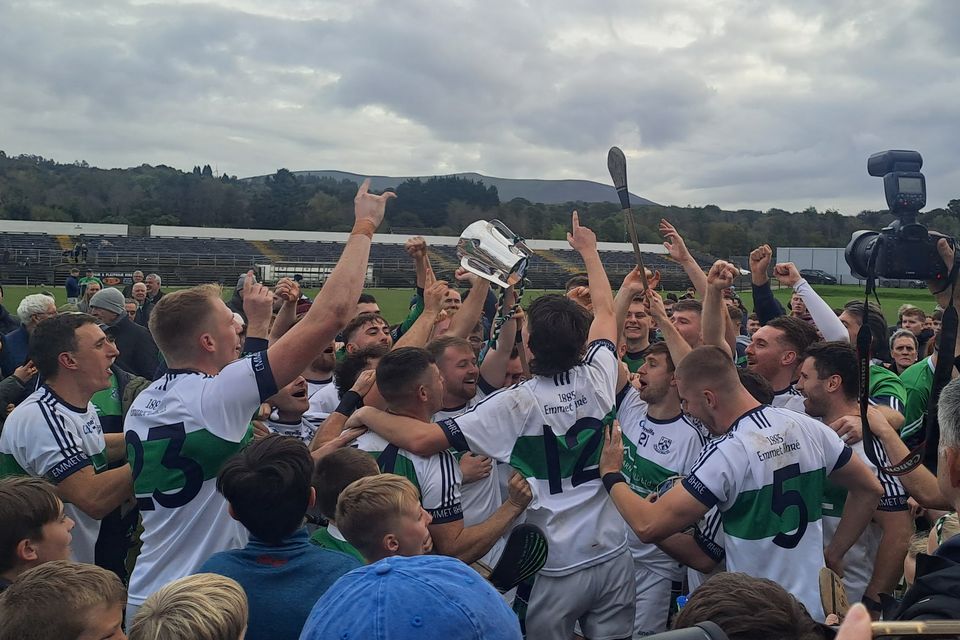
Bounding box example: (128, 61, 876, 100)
(0, 181, 958, 640)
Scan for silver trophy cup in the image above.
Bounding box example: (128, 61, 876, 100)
(457, 220, 532, 289)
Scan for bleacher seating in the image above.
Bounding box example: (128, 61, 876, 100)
(0, 231, 702, 291)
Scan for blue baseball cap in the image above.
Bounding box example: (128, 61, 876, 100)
(299, 555, 521, 640)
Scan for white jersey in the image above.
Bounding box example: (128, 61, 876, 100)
(772, 385, 807, 413)
(682, 405, 851, 620)
(355, 431, 463, 524)
(266, 417, 317, 445)
(433, 377, 509, 566)
(822, 437, 908, 603)
(616, 386, 707, 580)
(439, 339, 625, 576)
(0, 386, 108, 564)
(124, 353, 277, 605)
(305, 378, 338, 427)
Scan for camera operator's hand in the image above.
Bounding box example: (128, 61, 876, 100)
(929, 237, 959, 308)
(749, 244, 773, 286)
(706, 260, 738, 290)
(773, 262, 802, 288)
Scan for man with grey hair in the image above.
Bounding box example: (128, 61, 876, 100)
(0, 294, 56, 378)
(131, 282, 149, 327)
(140, 274, 164, 329)
(122, 270, 145, 298)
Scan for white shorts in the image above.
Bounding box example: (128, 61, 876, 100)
(526, 548, 635, 640)
(632, 564, 674, 637)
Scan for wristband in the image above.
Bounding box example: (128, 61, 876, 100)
(351, 219, 377, 238)
(335, 390, 363, 417)
(602, 472, 626, 494)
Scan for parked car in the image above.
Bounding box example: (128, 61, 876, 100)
(878, 278, 926, 289)
(799, 269, 838, 285)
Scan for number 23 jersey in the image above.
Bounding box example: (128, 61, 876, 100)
(439, 339, 625, 576)
(124, 352, 278, 605)
(681, 405, 851, 621)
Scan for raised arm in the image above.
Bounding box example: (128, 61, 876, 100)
(269, 278, 300, 345)
(749, 244, 786, 324)
(268, 180, 394, 388)
(701, 261, 737, 357)
(446, 269, 491, 339)
(478, 287, 518, 387)
(568, 211, 616, 344)
(393, 279, 447, 349)
(645, 289, 692, 364)
(660, 219, 707, 298)
(773, 263, 847, 341)
(614, 267, 649, 344)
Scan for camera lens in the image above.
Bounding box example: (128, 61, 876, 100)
(844, 230, 879, 280)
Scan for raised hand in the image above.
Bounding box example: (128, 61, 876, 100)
(242, 271, 274, 327)
(405, 236, 427, 258)
(929, 237, 959, 308)
(566, 285, 592, 311)
(274, 277, 300, 303)
(454, 266, 479, 286)
(350, 369, 377, 397)
(353, 178, 396, 230)
(619, 267, 648, 294)
(660, 219, 692, 263)
(706, 260, 737, 290)
(749, 244, 773, 284)
(644, 288, 668, 321)
(567, 211, 597, 254)
(773, 262, 802, 288)
(423, 280, 448, 316)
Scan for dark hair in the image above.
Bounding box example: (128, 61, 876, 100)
(375, 347, 435, 405)
(312, 448, 380, 521)
(0, 477, 61, 573)
(748, 313, 758, 321)
(843, 300, 891, 361)
(674, 573, 829, 640)
(342, 312, 388, 344)
(29, 313, 99, 379)
(334, 344, 389, 398)
(933, 309, 943, 321)
(564, 274, 589, 292)
(665, 293, 679, 302)
(527, 295, 591, 376)
(672, 299, 703, 315)
(216, 435, 313, 544)
(727, 306, 743, 324)
(738, 369, 774, 405)
(644, 341, 675, 371)
(765, 316, 820, 355)
(803, 341, 859, 400)
(357, 293, 378, 305)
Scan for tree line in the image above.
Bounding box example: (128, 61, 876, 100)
(2, 151, 959, 259)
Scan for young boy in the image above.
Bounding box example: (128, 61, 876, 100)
(199, 435, 360, 640)
(310, 447, 380, 562)
(0, 477, 75, 592)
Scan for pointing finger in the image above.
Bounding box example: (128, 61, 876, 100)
(356, 178, 371, 199)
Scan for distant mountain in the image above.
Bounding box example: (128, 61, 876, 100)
(245, 170, 657, 206)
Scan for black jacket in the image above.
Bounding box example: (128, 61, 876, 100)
(110, 315, 160, 380)
(888, 533, 960, 620)
(0, 305, 18, 335)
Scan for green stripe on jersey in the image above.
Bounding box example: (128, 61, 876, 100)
(621, 438, 675, 496)
(509, 409, 615, 480)
(723, 467, 825, 540)
(0, 453, 27, 477)
(363, 449, 421, 494)
(90, 450, 108, 473)
(130, 427, 251, 495)
(821, 479, 846, 518)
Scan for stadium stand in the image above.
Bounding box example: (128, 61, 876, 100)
(0, 224, 711, 291)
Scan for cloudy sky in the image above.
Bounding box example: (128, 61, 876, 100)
(2, 0, 958, 214)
